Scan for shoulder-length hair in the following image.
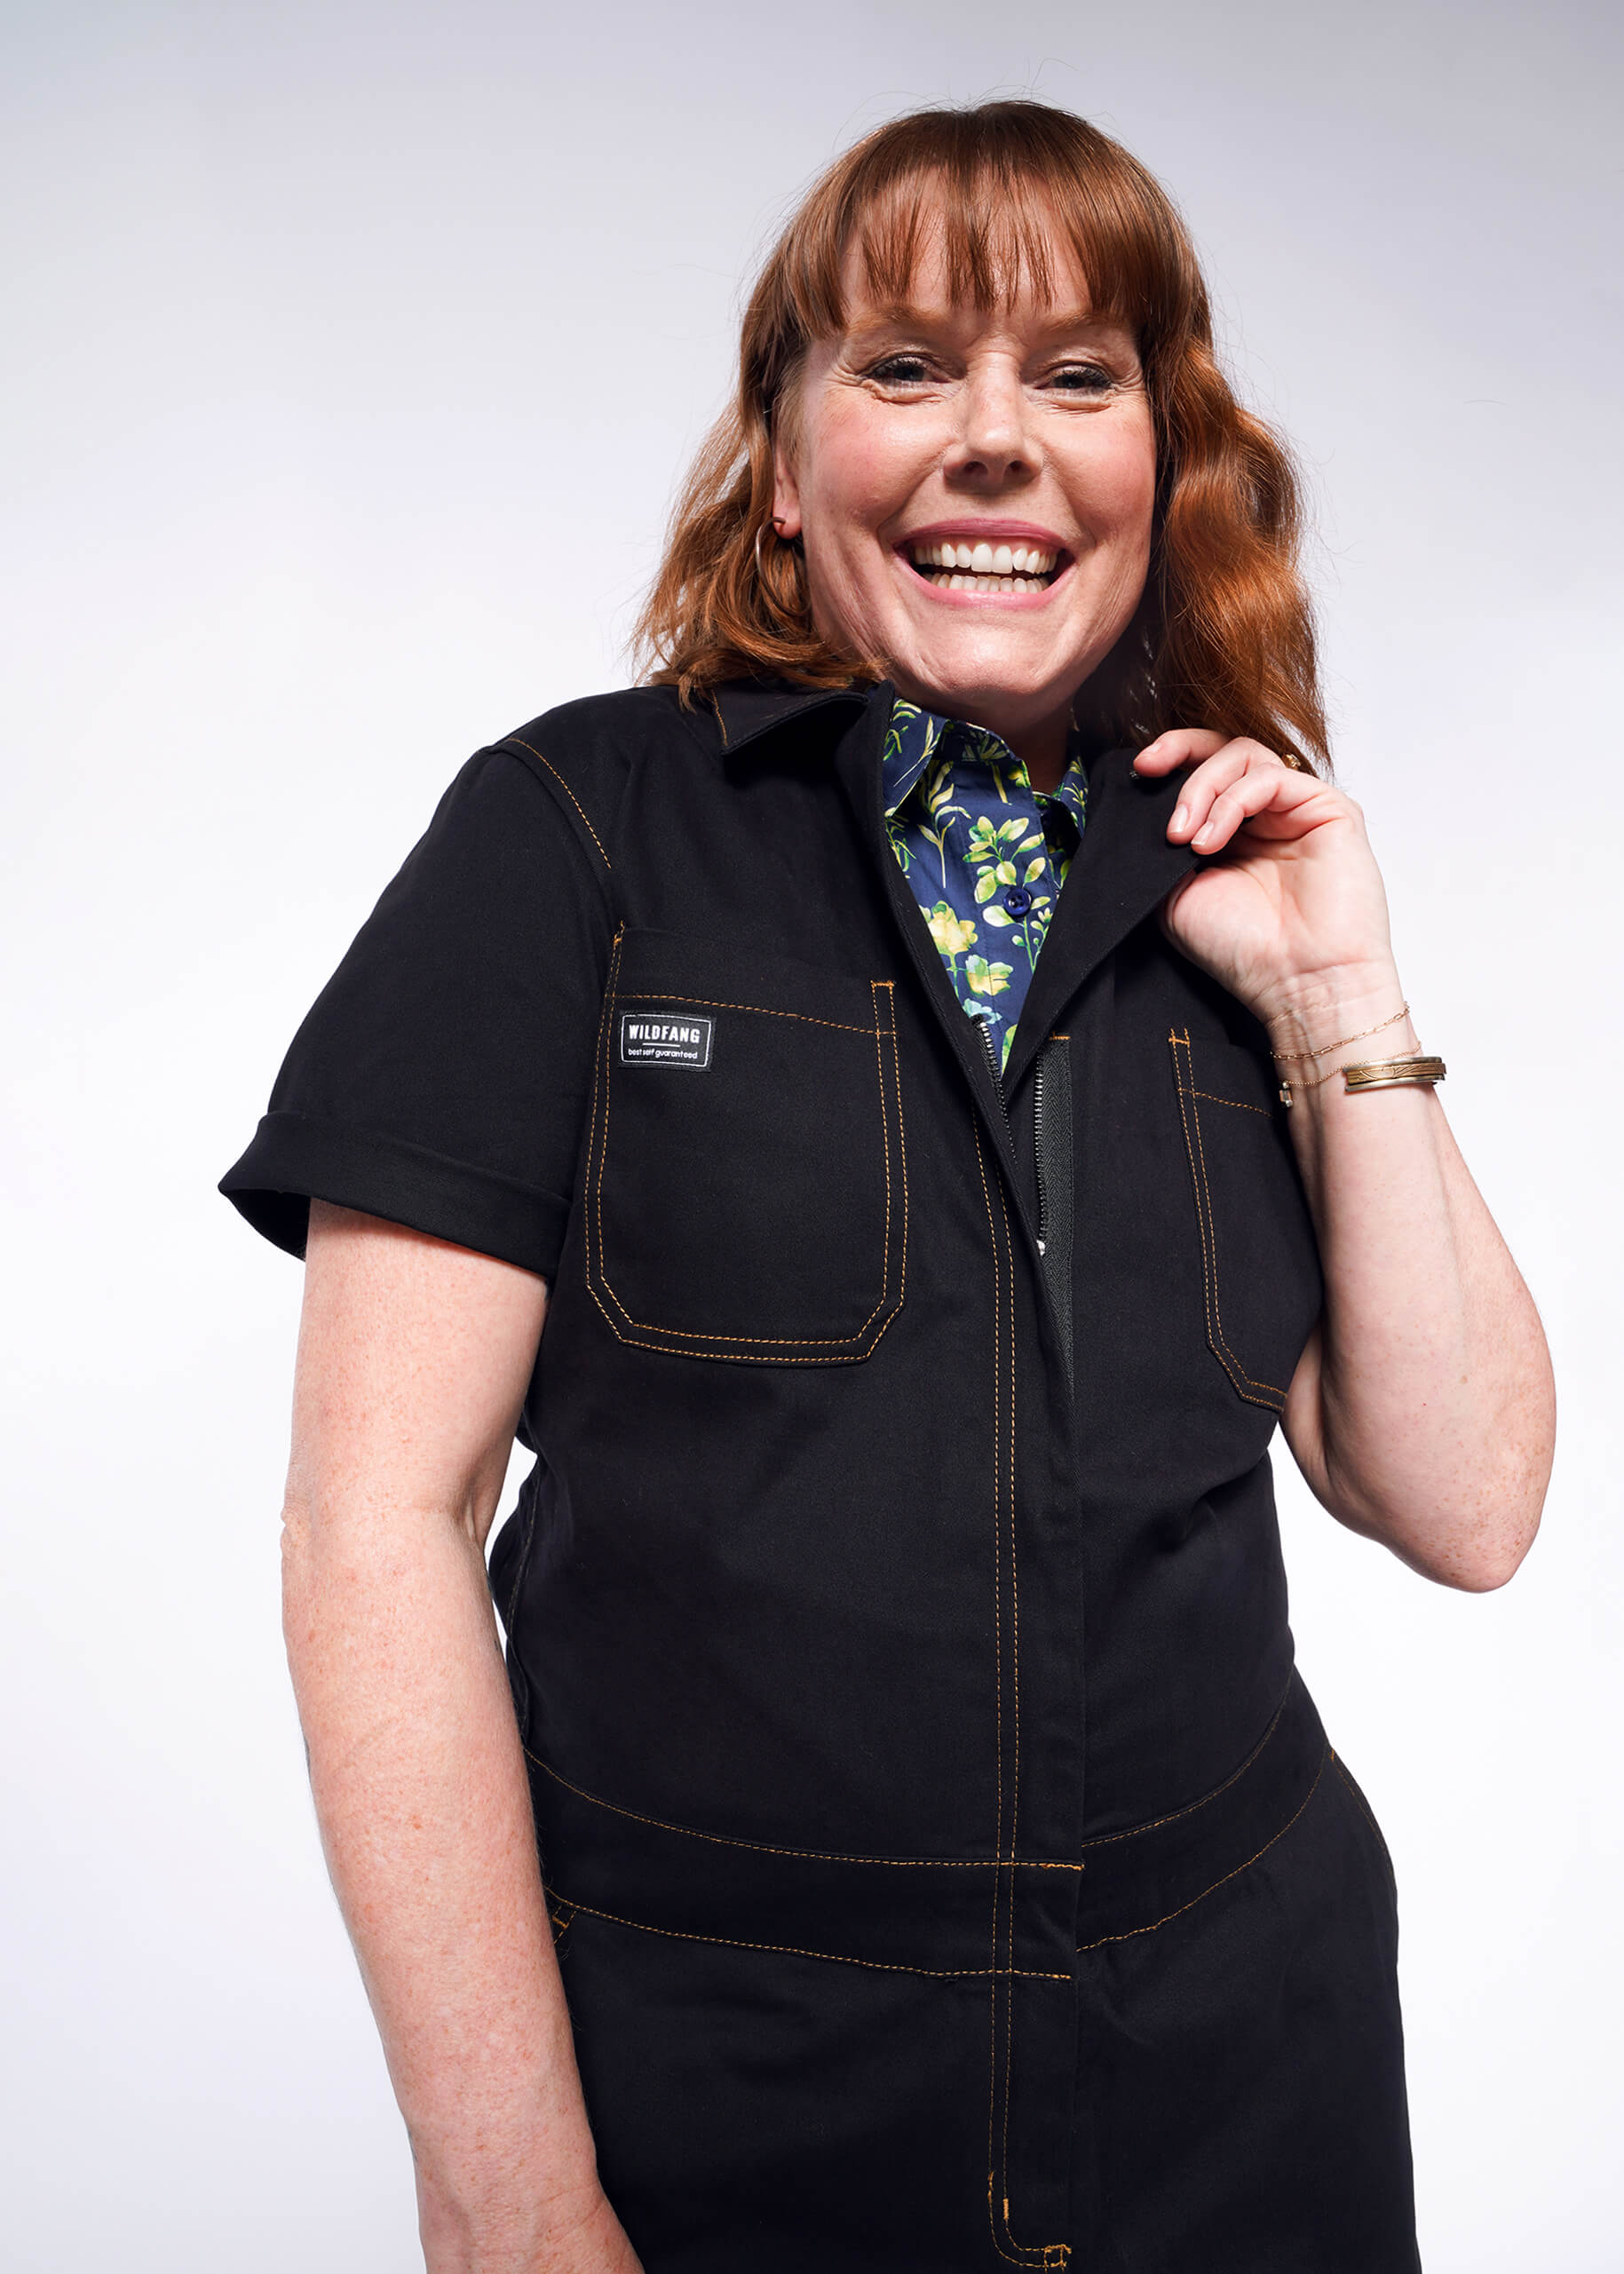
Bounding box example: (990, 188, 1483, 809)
(635, 100, 1327, 770)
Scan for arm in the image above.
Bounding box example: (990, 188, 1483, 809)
(1135, 733, 1555, 1589)
(283, 1200, 641, 2273)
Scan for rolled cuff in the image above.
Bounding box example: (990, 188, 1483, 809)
(219, 1110, 570, 1280)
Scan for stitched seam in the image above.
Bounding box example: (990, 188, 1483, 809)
(1170, 1033, 1286, 1409)
(498, 734, 613, 869)
(585, 929, 623, 1325)
(1173, 1046, 1273, 1400)
(618, 989, 870, 1036)
(541, 1887, 1070, 1980)
(589, 983, 904, 1351)
(973, 1127, 1064, 2269)
(1078, 1684, 1291, 1852)
(997, 1169, 1024, 2252)
(1076, 1747, 1328, 1952)
(523, 1749, 1081, 1868)
(1189, 1087, 1272, 1119)
(971, 1126, 1009, 2260)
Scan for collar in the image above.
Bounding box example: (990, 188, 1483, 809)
(710, 679, 875, 754)
(881, 698, 1089, 837)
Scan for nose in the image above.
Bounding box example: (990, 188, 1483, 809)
(943, 359, 1035, 489)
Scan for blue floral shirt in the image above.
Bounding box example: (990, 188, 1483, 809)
(881, 700, 1089, 1072)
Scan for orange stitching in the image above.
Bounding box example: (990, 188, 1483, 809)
(1076, 1747, 1327, 1952)
(589, 976, 905, 1355)
(498, 734, 612, 869)
(540, 1885, 1071, 1981)
(1079, 1686, 1290, 1852)
(879, 986, 909, 1355)
(995, 1170, 1024, 2249)
(524, 1748, 1081, 1868)
(1182, 1050, 1287, 1401)
(1169, 1033, 1286, 1409)
(587, 930, 624, 1320)
(579, 1303, 898, 1363)
(970, 1126, 1007, 2258)
(972, 1129, 1064, 2269)
(1188, 1087, 1272, 1118)
(617, 989, 870, 1037)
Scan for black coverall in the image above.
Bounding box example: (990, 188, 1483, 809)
(225, 678, 1419, 2271)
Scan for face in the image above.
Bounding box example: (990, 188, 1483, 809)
(772, 220, 1157, 775)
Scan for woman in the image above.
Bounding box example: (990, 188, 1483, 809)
(224, 102, 1554, 2272)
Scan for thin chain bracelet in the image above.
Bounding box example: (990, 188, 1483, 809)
(1271, 1002, 1410, 1065)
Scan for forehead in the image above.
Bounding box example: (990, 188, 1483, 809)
(836, 226, 1097, 334)
(831, 170, 1125, 332)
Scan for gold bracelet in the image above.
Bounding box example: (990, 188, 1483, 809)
(1278, 1052, 1445, 1109)
(1342, 1054, 1446, 1093)
(1271, 1002, 1410, 1064)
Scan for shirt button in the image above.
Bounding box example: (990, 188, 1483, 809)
(1002, 883, 1035, 917)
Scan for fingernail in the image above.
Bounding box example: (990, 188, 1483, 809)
(1193, 824, 1215, 847)
(1171, 804, 1189, 832)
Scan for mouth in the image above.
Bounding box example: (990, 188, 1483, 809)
(901, 534, 1066, 596)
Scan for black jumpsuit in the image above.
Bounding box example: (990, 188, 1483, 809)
(224, 678, 1419, 2271)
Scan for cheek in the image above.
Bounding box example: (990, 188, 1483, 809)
(1073, 418, 1158, 552)
(799, 398, 919, 543)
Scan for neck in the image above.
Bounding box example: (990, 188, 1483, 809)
(902, 685, 1074, 790)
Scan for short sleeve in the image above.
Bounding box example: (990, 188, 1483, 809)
(219, 747, 615, 1279)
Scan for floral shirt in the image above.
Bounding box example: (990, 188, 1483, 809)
(882, 700, 1089, 1072)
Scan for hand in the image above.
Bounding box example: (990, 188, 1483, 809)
(1133, 729, 1404, 1041)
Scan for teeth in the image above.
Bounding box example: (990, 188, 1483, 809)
(910, 539, 1058, 576)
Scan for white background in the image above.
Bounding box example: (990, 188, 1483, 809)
(3, 3, 1620, 2266)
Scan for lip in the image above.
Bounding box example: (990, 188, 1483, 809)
(896, 518, 1072, 553)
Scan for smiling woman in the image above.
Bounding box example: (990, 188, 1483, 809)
(638, 103, 1326, 774)
(222, 98, 1554, 2274)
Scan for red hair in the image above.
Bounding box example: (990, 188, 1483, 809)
(635, 100, 1327, 769)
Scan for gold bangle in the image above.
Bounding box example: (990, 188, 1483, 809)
(1271, 1002, 1410, 1064)
(1278, 1051, 1445, 1109)
(1341, 1054, 1446, 1093)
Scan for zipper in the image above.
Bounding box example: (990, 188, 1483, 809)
(971, 1010, 1017, 1161)
(971, 1012, 1075, 1397)
(1033, 1034, 1076, 1398)
(1033, 1051, 1050, 1257)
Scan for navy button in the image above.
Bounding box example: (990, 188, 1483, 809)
(1002, 883, 1035, 917)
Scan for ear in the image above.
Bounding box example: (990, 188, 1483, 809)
(771, 442, 803, 542)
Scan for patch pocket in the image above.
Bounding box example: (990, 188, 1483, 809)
(583, 929, 907, 1363)
(1168, 1028, 1322, 1413)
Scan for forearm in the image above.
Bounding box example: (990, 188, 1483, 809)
(282, 1492, 607, 2270)
(1272, 976, 1555, 1585)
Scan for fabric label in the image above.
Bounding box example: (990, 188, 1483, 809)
(620, 1012, 714, 1070)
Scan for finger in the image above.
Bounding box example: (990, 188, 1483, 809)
(1133, 727, 1228, 775)
(1191, 757, 1319, 851)
(1166, 743, 1263, 840)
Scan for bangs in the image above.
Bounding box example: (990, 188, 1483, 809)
(774, 107, 1198, 353)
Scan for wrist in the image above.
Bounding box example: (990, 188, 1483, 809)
(1256, 964, 1407, 1061)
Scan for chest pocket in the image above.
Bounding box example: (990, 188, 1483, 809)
(582, 929, 907, 1364)
(1168, 1028, 1322, 1413)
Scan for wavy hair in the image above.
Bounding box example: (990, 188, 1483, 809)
(635, 100, 1327, 769)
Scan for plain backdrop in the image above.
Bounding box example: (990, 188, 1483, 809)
(3, 3, 1620, 2267)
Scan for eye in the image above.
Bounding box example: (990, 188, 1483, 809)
(1046, 361, 1115, 395)
(866, 353, 933, 386)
